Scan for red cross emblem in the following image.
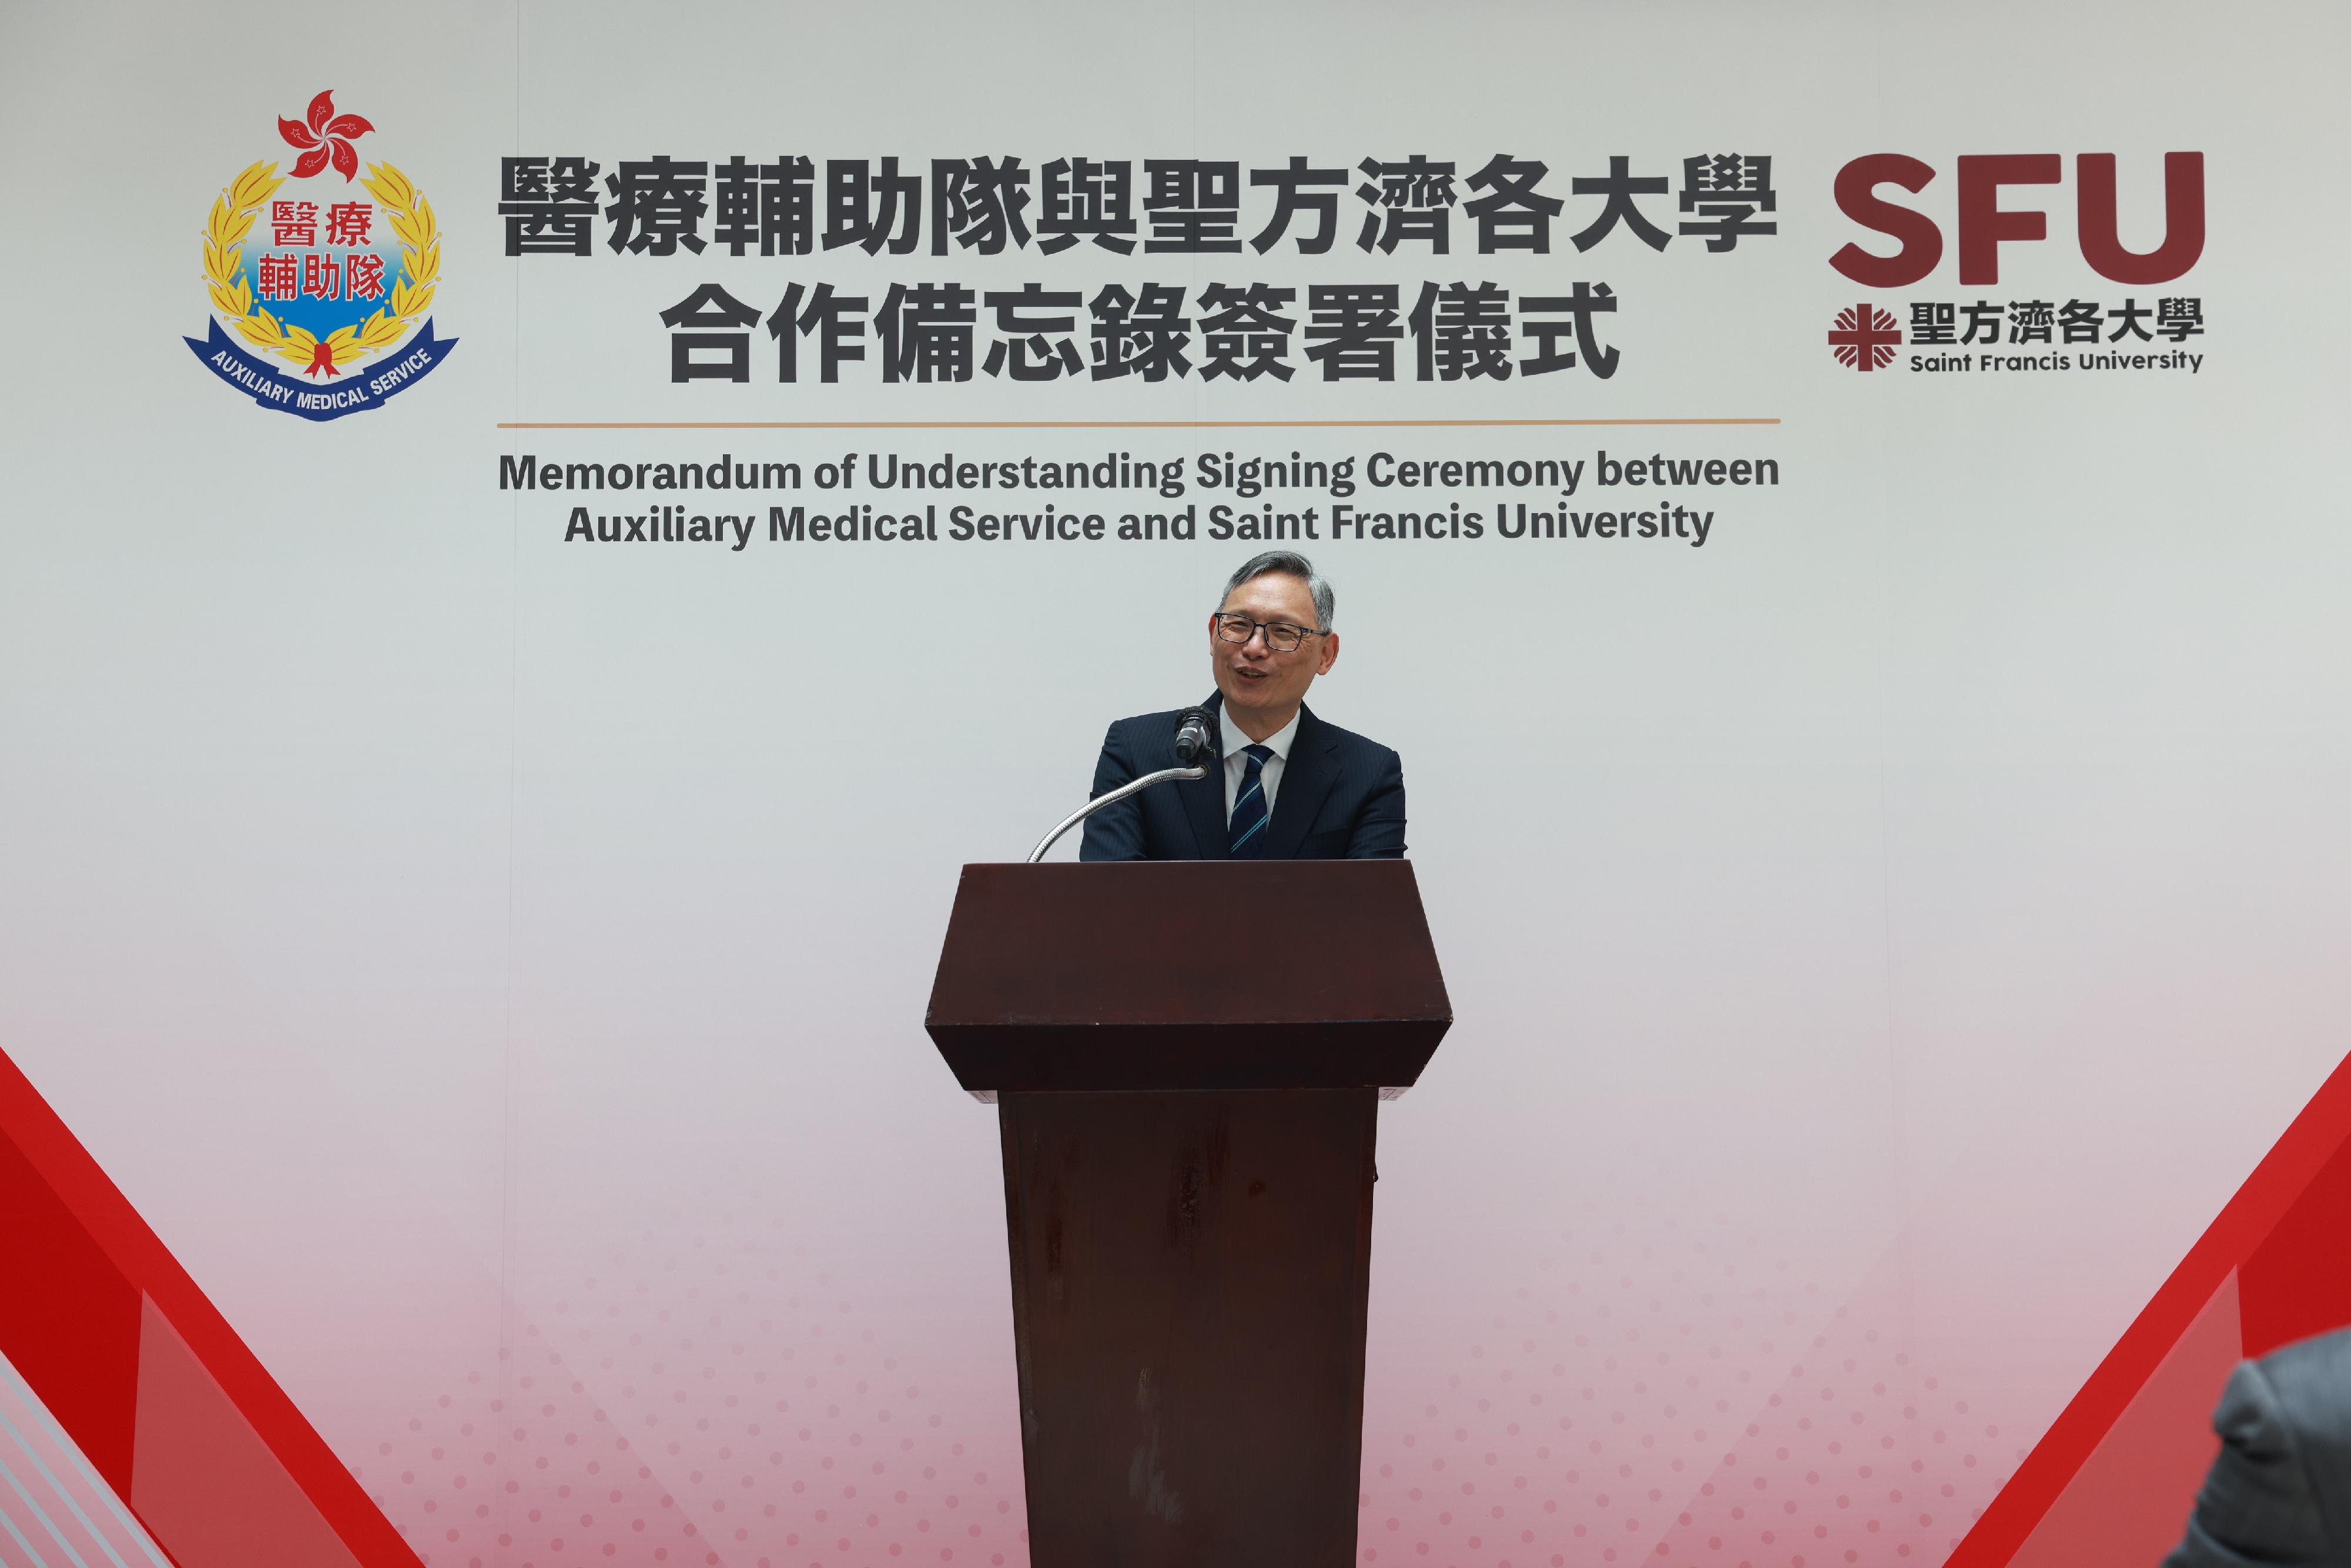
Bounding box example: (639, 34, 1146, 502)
(1828, 303, 1902, 371)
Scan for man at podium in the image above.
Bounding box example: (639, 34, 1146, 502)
(1080, 550, 1407, 861)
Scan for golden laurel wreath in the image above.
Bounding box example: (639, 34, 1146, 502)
(201, 159, 440, 376)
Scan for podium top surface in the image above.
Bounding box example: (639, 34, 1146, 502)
(925, 860, 1451, 1093)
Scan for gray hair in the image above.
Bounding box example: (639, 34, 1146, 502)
(1219, 550, 1335, 632)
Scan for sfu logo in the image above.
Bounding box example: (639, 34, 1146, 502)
(1829, 152, 2203, 287)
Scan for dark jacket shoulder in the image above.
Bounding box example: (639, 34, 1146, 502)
(1300, 710, 1399, 769)
(2255, 1328, 2351, 1496)
(2166, 1326, 2351, 1567)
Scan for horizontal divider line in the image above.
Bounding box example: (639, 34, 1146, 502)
(495, 417, 1780, 430)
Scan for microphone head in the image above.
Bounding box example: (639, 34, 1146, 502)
(1173, 706, 1214, 766)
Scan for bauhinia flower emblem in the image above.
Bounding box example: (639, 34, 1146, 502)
(189, 96, 456, 420)
(277, 91, 373, 181)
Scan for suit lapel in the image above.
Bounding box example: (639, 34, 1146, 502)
(1261, 704, 1339, 860)
(1178, 691, 1231, 860)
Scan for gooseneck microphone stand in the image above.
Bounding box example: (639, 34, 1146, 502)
(1026, 764, 1208, 862)
(1026, 706, 1214, 862)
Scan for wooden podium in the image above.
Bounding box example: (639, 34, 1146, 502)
(926, 860, 1451, 1568)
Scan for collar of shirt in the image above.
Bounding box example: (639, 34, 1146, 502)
(1218, 706, 1302, 822)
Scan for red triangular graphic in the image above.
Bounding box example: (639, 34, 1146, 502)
(0, 1045, 423, 1568)
(1951, 1047, 2351, 1568)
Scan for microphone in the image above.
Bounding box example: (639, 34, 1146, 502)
(1173, 706, 1214, 766)
(1026, 705, 1217, 862)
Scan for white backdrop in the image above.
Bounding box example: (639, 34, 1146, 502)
(3, 4, 2347, 1564)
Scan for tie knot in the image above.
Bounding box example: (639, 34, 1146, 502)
(1241, 743, 1273, 766)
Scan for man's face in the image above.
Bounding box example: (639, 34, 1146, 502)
(1209, 571, 1341, 731)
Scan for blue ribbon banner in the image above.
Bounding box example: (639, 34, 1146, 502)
(183, 318, 458, 421)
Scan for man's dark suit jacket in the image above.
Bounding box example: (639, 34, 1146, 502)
(2168, 1327, 2351, 1566)
(1078, 693, 1406, 861)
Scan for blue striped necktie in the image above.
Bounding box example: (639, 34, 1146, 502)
(1227, 743, 1275, 859)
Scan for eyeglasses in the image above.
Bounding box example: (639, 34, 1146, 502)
(1213, 612, 1325, 653)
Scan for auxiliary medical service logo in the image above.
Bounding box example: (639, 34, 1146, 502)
(186, 91, 456, 420)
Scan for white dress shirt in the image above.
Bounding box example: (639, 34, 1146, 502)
(1219, 706, 1301, 824)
